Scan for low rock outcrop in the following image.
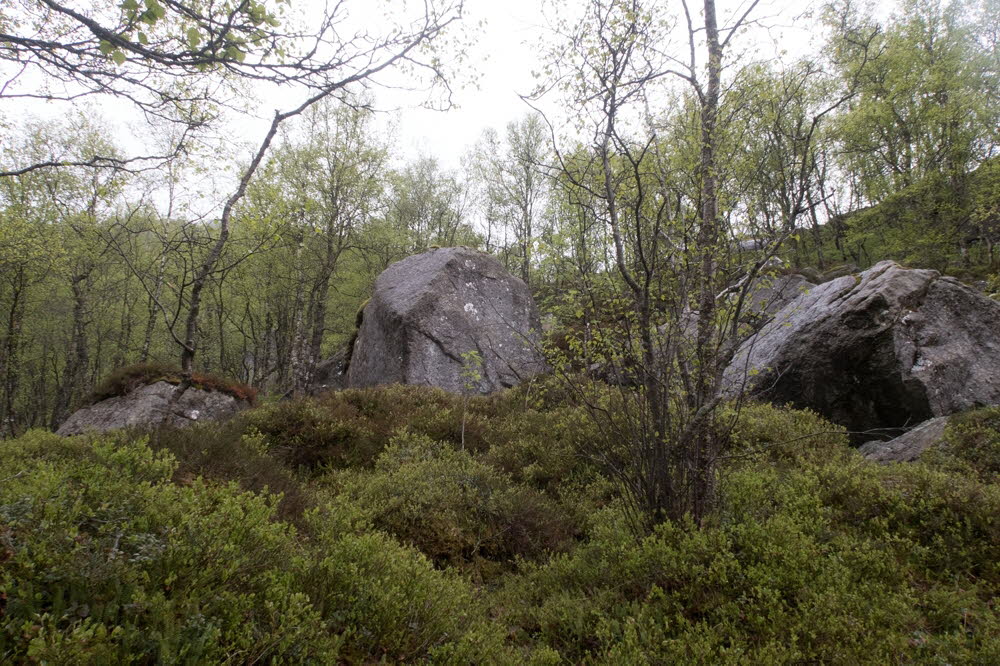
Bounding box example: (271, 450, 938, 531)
(727, 261, 1000, 440)
(346, 247, 548, 394)
(57, 381, 249, 436)
(857, 417, 948, 463)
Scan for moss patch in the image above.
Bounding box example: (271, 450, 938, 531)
(87, 362, 258, 406)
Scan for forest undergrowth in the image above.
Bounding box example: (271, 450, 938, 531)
(2, 377, 998, 663)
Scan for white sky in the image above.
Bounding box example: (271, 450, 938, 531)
(386, 0, 549, 168)
(1, 0, 882, 182)
(382, 0, 834, 169)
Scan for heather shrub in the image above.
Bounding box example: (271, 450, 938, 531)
(0, 431, 503, 663)
(942, 406, 1000, 480)
(335, 432, 578, 570)
(113, 421, 314, 523)
(331, 384, 494, 451)
(0, 431, 337, 662)
(817, 456, 1000, 586)
(494, 372, 596, 413)
(497, 454, 1000, 663)
(725, 401, 852, 465)
(245, 396, 380, 469)
(293, 503, 508, 662)
(482, 404, 601, 490)
(7, 381, 999, 663)
(246, 384, 494, 469)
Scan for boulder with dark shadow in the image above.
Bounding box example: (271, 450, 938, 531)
(726, 261, 1000, 441)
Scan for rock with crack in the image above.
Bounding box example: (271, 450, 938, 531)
(725, 261, 1000, 441)
(346, 246, 548, 393)
(57, 381, 249, 436)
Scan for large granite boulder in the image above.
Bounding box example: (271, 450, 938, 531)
(57, 381, 249, 436)
(726, 261, 1000, 440)
(346, 247, 548, 394)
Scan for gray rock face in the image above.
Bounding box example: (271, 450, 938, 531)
(346, 247, 548, 393)
(57, 381, 248, 436)
(309, 348, 349, 394)
(727, 261, 1000, 440)
(858, 416, 948, 463)
(744, 273, 816, 317)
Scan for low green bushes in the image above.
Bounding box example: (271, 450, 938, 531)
(725, 400, 852, 465)
(496, 454, 1000, 662)
(130, 421, 314, 523)
(5, 384, 999, 662)
(943, 406, 1000, 480)
(334, 432, 579, 573)
(0, 431, 503, 663)
(245, 384, 496, 469)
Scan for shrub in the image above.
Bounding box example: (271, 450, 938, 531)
(482, 404, 601, 490)
(497, 455, 1000, 663)
(246, 384, 495, 470)
(6, 379, 1000, 663)
(106, 421, 315, 523)
(818, 456, 1000, 586)
(335, 432, 577, 571)
(494, 372, 596, 413)
(943, 406, 1000, 480)
(0, 431, 337, 662)
(725, 401, 851, 466)
(294, 503, 510, 662)
(244, 396, 380, 469)
(0, 431, 505, 663)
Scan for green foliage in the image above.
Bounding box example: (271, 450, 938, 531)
(245, 384, 492, 469)
(117, 421, 314, 523)
(460, 349, 485, 393)
(846, 172, 969, 270)
(0, 430, 502, 663)
(988, 273, 1000, 299)
(3, 389, 1000, 662)
(495, 452, 1000, 662)
(334, 432, 577, 572)
(726, 400, 852, 466)
(941, 406, 1000, 481)
(0, 431, 340, 662)
(293, 503, 507, 662)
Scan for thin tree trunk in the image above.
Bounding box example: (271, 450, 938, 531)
(51, 273, 90, 429)
(140, 255, 167, 363)
(1, 268, 26, 437)
(689, 0, 724, 523)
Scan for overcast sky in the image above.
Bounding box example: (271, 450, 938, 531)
(1, 0, 869, 180)
(381, 0, 831, 169)
(384, 0, 549, 168)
